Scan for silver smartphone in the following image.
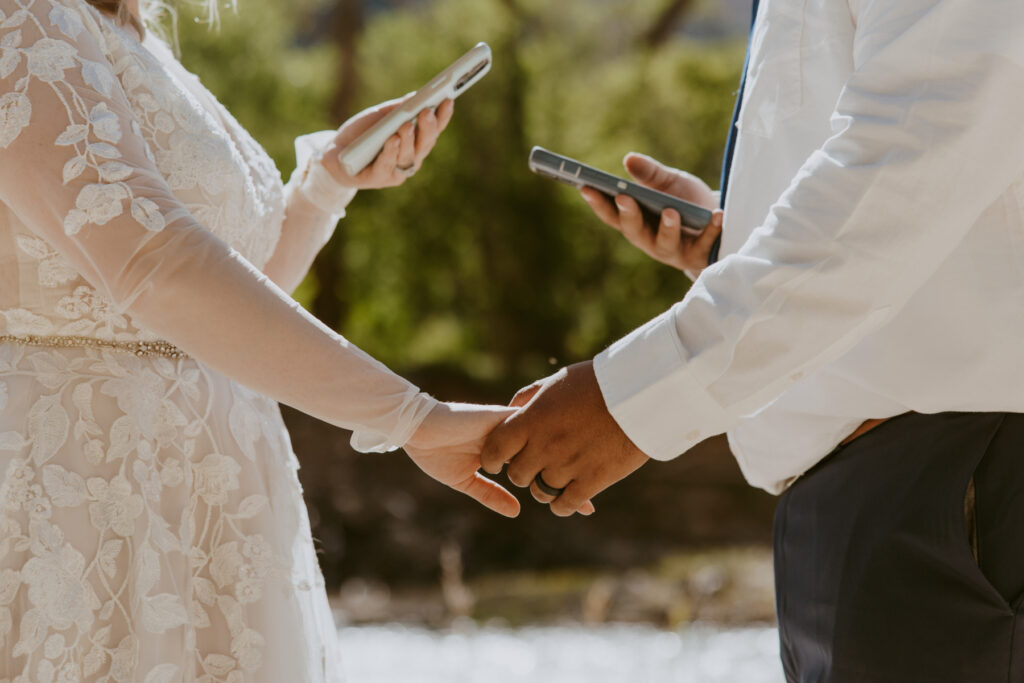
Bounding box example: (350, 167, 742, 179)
(528, 146, 711, 234)
(338, 43, 492, 176)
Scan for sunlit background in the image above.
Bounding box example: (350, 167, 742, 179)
(175, 0, 781, 679)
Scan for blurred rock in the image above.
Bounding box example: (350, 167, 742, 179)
(333, 546, 777, 628)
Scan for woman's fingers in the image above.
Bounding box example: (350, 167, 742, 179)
(413, 107, 439, 161)
(396, 120, 416, 171)
(355, 135, 401, 185)
(510, 382, 543, 408)
(435, 98, 455, 131)
(458, 472, 521, 518)
(330, 96, 455, 189)
(331, 94, 409, 149)
(409, 100, 454, 167)
(414, 108, 437, 156)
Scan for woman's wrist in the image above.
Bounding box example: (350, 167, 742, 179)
(297, 156, 358, 215)
(288, 131, 358, 218)
(404, 399, 450, 452)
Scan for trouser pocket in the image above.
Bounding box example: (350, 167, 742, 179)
(775, 412, 1019, 682)
(964, 475, 978, 564)
(969, 414, 1024, 608)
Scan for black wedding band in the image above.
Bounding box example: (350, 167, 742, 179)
(533, 473, 565, 498)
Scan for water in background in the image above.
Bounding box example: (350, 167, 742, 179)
(339, 624, 785, 683)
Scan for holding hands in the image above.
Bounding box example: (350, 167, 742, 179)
(404, 398, 599, 518)
(393, 152, 718, 518)
(480, 362, 646, 517)
(404, 403, 523, 518)
(467, 154, 722, 517)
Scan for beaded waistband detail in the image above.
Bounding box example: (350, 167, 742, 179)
(0, 334, 190, 360)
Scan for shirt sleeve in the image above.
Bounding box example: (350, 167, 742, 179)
(595, 0, 1024, 460)
(0, 0, 435, 452)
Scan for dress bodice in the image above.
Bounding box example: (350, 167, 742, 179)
(0, 0, 284, 342)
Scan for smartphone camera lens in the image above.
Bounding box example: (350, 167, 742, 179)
(455, 59, 490, 92)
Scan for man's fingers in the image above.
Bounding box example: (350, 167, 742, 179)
(695, 209, 724, 248)
(655, 209, 683, 257)
(550, 480, 594, 518)
(624, 153, 676, 192)
(581, 188, 622, 229)
(615, 195, 652, 249)
(529, 478, 557, 504)
(505, 445, 547, 488)
(459, 473, 521, 518)
(479, 416, 527, 475)
(530, 479, 595, 516)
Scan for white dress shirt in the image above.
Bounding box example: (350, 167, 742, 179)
(594, 0, 1024, 493)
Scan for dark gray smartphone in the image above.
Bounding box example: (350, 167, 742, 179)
(528, 146, 711, 234)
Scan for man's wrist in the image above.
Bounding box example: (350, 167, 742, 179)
(594, 310, 733, 460)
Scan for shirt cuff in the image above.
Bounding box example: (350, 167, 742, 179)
(290, 130, 358, 218)
(594, 309, 733, 461)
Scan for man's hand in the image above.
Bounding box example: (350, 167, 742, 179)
(581, 153, 723, 275)
(480, 362, 650, 516)
(319, 95, 455, 189)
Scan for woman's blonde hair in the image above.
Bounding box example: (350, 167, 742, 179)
(84, 0, 237, 38)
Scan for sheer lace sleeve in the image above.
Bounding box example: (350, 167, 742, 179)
(263, 131, 357, 293)
(0, 0, 436, 451)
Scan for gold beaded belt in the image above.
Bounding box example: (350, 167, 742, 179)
(0, 334, 190, 360)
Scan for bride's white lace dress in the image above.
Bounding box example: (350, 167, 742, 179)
(0, 0, 439, 680)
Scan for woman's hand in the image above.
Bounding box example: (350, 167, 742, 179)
(404, 402, 597, 518)
(318, 96, 455, 190)
(403, 402, 522, 517)
(581, 153, 723, 276)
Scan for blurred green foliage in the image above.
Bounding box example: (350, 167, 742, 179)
(176, 0, 744, 394)
(174, 0, 336, 166)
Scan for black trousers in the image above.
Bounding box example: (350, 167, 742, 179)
(774, 412, 1024, 682)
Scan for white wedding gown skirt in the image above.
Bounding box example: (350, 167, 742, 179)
(0, 343, 344, 682)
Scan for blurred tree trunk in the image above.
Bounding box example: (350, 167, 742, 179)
(329, 0, 364, 121)
(642, 0, 695, 48)
(472, 0, 570, 374)
(312, 0, 366, 329)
